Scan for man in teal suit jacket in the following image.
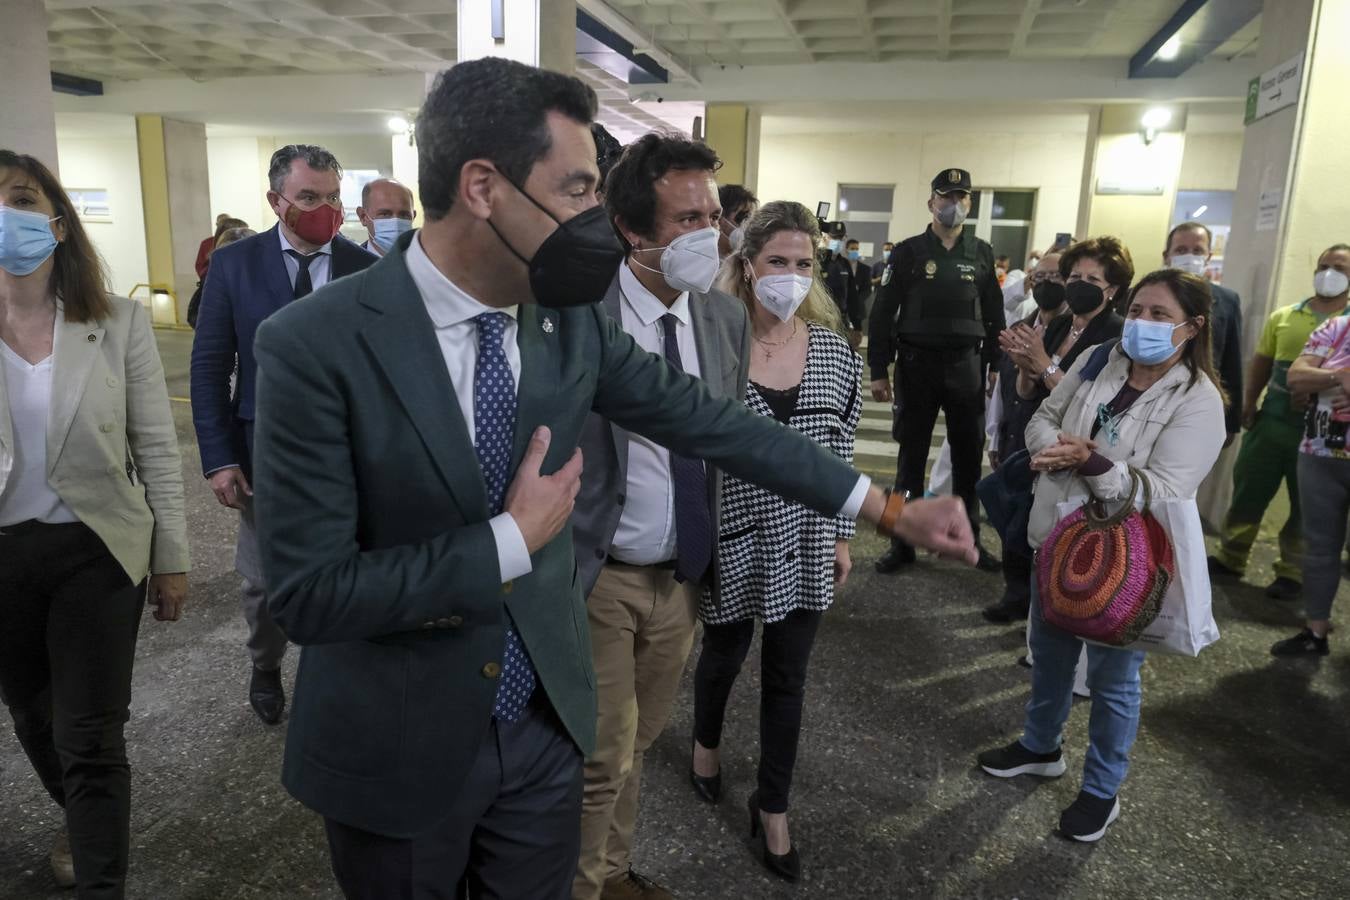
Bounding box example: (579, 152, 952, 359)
(252, 58, 975, 899)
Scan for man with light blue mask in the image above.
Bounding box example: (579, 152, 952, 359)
(356, 177, 416, 256)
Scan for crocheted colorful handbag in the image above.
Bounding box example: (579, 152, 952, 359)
(1037, 468, 1175, 647)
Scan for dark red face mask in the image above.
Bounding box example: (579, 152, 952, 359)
(282, 199, 344, 245)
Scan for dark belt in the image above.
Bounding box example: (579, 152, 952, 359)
(605, 554, 677, 571)
(897, 341, 980, 361)
(0, 519, 84, 537)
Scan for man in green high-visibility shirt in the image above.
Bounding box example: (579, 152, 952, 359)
(1209, 244, 1350, 599)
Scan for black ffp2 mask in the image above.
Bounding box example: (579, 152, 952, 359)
(1064, 279, 1107, 315)
(488, 177, 625, 308)
(1032, 280, 1066, 311)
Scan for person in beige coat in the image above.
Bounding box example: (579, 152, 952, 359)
(977, 268, 1224, 844)
(0, 150, 189, 898)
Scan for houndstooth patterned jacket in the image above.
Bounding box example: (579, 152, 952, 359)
(701, 322, 863, 625)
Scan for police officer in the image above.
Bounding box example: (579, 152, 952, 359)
(869, 168, 1003, 572)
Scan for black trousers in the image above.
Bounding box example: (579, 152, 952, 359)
(0, 521, 145, 900)
(324, 695, 583, 900)
(1001, 545, 1034, 604)
(692, 609, 822, 814)
(892, 343, 986, 544)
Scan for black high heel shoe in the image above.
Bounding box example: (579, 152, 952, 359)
(747, 791, 800, 882)
(689, 739, 721, 803)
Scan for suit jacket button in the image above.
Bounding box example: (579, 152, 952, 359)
(482, 662, 501, 678)
(502, 580, 513, 594)
(106, 376, 119, 387)
(616, 492, 625, 506)
(100, 423, 115, 433)
(447, 615, 463, 627)
(595, 549, 605, 560)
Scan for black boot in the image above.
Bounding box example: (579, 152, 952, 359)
(875, 540, 916, 574)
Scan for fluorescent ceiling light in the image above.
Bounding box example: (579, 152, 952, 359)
(1158, 34, 1181, 61)
(1191, 204, 1209, 218)
(387, 116, 410, 134)
(1141, 107, 1172, 130)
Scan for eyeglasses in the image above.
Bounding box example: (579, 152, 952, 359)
(1027, 271, 1064, 286)
(283, 192, 342, 211)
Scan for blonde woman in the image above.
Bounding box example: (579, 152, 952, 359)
(689, 201, 860, 882)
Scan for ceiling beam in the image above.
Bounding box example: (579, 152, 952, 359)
(1129, 0, 1263, 79)
(576, 0, 699, 84)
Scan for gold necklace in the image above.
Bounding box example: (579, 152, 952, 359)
(754, 319, 798, 360)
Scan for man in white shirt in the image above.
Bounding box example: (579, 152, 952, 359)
(356, 177, 416, 256)
(568, 133, 747, 900)
(189, 144, 376, 725)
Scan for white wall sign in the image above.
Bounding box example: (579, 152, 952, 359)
(1255, 189, 1282, 232)
(1244, 53, 1303, 125)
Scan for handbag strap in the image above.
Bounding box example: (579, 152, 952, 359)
(1085, 468, 1142, 528)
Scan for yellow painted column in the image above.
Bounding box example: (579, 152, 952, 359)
(704, 104, 761, 192)
(135, 115, 211, 325)
(1077, 104, 1187, 263)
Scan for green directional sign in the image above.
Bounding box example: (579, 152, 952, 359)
(1244, 76, 1259, 125)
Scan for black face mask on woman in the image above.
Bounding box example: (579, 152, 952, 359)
(1064, 279, 1107, 315)
(487, 176, 626, 308)
(1032, 280, 1066, 311)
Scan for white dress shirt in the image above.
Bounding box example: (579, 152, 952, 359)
(278, 228, 334, 291)
(0, 335, 79, 527)
(403, 234, 531, 583)
(609, 263, 702, 565)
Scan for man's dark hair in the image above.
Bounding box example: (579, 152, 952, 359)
(268, 144, 341, 194)
(591, 123, 623, 186)
(416, 58, 598, 221)
(718, 183, 758, 223)
(846, 238, 860, 248)
(1165, 221, 1213, 254)
(604, 132, 721, 248)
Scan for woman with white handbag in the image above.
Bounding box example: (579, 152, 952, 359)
(975, 267, 1225, 842)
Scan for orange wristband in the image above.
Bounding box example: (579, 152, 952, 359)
(876, 489, 907, 537)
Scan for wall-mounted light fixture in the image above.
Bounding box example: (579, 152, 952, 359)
(1140, 107, 1172, 145)
(387, 116, 410, 135)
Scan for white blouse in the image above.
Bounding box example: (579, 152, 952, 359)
(0, 337, 79, 527)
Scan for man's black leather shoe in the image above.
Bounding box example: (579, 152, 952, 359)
(249, 666, 285, 725)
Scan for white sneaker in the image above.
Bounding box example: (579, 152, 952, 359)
(50, 828, 76, 888)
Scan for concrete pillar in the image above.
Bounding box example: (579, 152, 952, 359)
(1075, 104, 1187, 260)
(704, 104, 762, 193)
(135, 115, 210, 325)
(1198, 0, 1350, 527)
(457, 0, 576, 72)
(2, 0, 59, 170)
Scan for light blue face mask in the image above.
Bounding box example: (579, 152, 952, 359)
(827, 239, 842, 253)
(1122, 317, 1188, 365)
(0, 207, 61, 276)
(370, 216, 413, 252)
(847, 249, 861, 261)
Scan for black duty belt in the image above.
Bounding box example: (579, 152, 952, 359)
(605, 554, 678, 571)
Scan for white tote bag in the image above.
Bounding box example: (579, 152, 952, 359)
(1053, 495, 1219, 656)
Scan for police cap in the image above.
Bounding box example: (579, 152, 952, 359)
(932, 168, 972, 195)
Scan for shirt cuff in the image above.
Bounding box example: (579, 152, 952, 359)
(204, 464, 241, 478)
(1077, 451, 1114, 477)
(838, 474, 872, 520)
(490, 513, 533, 583)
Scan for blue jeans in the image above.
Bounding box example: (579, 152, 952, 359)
(1021, 572, 1147, 799)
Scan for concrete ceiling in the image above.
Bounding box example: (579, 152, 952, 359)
(600, 0, 1260, 67)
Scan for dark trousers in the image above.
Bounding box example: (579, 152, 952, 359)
(1002, 545, 1033, 604)
(693, 609, 822, 814)
(0, 522, 145, 900)
(324, 696, 583, 900)
(892, 344, 986, 544)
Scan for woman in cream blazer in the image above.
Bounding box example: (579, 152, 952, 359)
(977, 268, 1224, 844)
(0, 150, 188, 896)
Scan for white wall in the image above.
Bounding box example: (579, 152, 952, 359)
(755, 128, 1089, 256)
(55, 130, 149, 299)
(1178, 133, 1244, 191)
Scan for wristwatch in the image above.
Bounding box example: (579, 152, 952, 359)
(876, 488, 909, 537)
(1041, 363, 1060, 384)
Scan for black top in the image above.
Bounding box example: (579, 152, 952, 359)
(1034, 309, 1126, 402)
(752, 382, 800, 424)
(1209, 282, 1244, 435)
(824, 255, 869, 331)
(867, 224, 1003, 379)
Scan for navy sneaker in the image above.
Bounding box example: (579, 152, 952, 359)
(1059, 791, 1120, 842)
(978, 741, 1066, 778)
(1271, 629, 1329, 657)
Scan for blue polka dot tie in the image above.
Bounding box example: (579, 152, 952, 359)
(475, 312, 536, 722)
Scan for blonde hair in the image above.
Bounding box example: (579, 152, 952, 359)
(714, 200, 844, 334)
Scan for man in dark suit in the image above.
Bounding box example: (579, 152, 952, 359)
(250, 58, 976, 900)
(1163, 221, 1243, 444)
(190, 144, 376, 725)
(567, 133, 748, 900)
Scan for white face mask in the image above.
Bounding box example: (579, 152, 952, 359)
(753, 272, 812, 322)
(1315, 267, 1350, 299)
(631, 227, 720, 294)
(1168, 254, 1208, 277)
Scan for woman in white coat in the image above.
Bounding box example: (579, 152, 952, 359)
(976, 268, 1224, 843)
(0, 150, 189, 897)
